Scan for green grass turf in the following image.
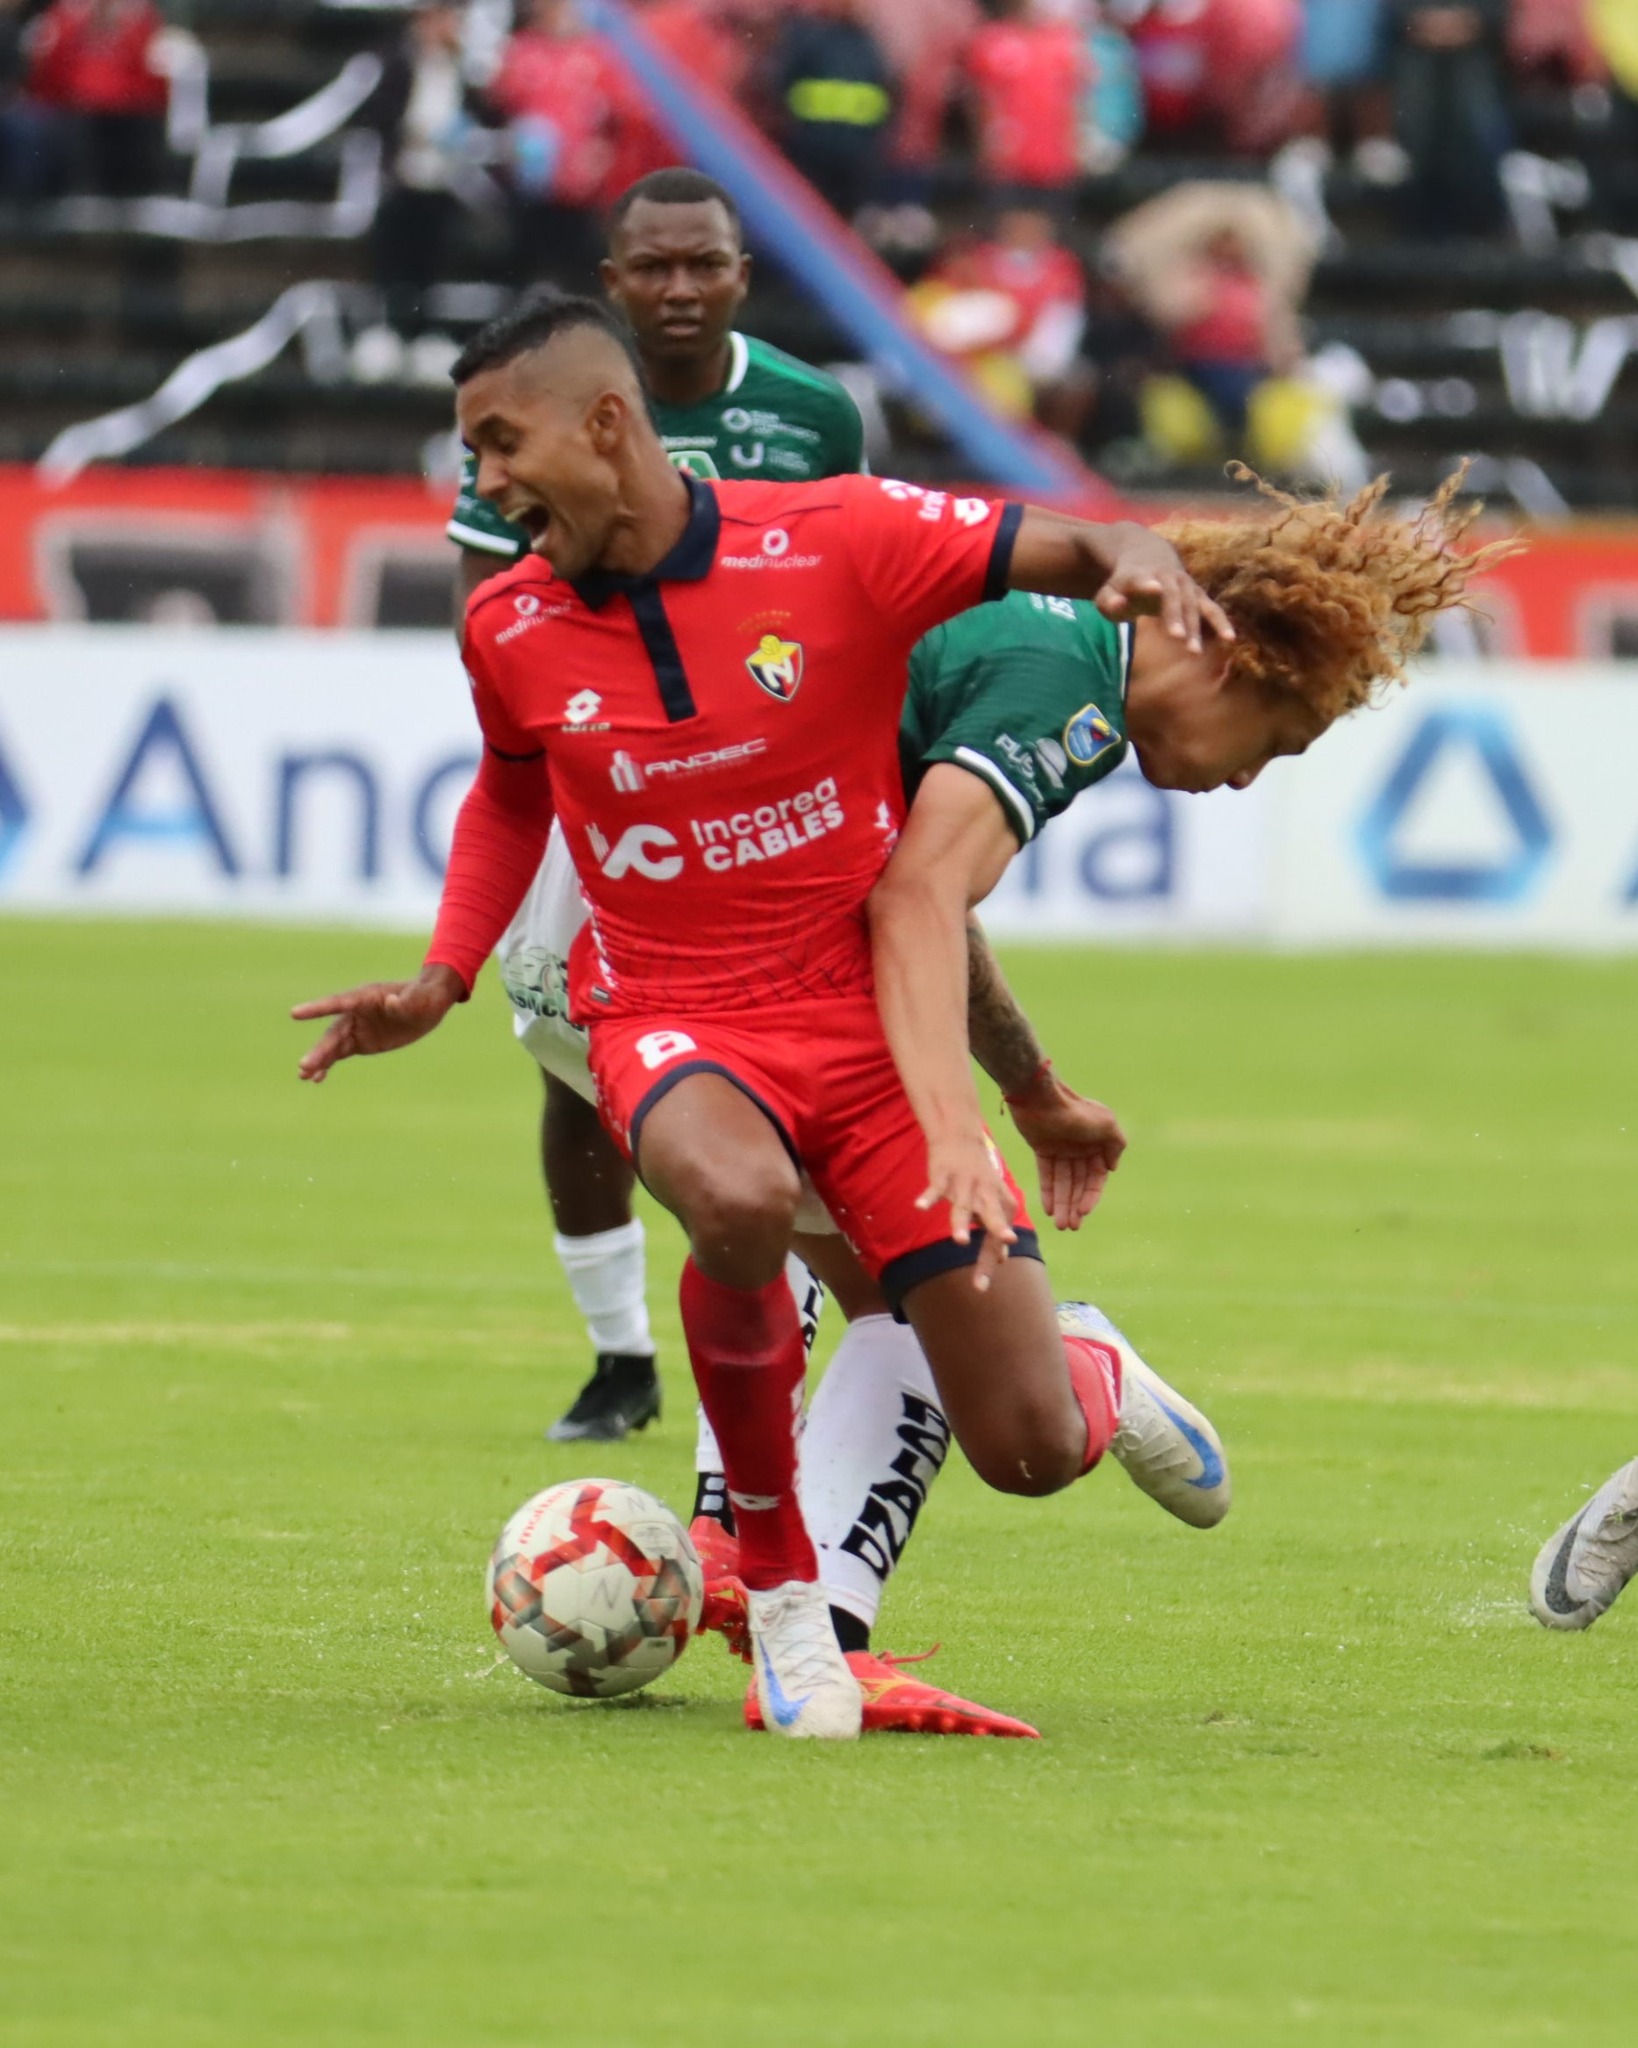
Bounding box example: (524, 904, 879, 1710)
(4, 917, 1638, 2047)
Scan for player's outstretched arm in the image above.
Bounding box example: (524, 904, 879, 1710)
(293, 965, 465, 1082)
(868, 766, 1023, 1286)
(966, 917, 1125, 1231)
(1008, 508, 1235, 655)
(293, 744, 552, 1083)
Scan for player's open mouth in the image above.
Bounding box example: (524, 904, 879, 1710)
(511, 505, 551, 544)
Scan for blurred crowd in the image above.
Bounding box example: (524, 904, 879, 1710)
(3, 1, 1630, 222)
(2, 0, 1634, 476)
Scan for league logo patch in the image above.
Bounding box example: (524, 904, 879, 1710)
(1063, 704, 1119, 767)
(745, 633, 804, 702)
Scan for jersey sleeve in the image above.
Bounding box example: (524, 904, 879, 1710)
(425, 617, 553, 990)
(460, 602, 547, 761)
(907, 604, 1130, 845)
(842, 474, 1021, 645)
(446, 447, 528, 560)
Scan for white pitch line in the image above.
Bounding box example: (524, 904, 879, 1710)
(0, 1256, 545, 1296)
(1, 1261, 1633, 1327)
(0, 1322, 353, 1345)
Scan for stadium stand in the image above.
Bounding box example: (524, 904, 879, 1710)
(3, 0, 1638, 513)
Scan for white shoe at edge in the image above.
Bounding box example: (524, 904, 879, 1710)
(746, 1580, 863, 1739)
(1058, 1302, 1232, 1529)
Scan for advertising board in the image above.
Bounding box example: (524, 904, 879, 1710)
(2, 635, 1636, 952)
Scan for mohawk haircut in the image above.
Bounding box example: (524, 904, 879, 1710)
(1161, 465, 1524, 725)
(450, 287, 640, 387)
(608, 166, 743, 243)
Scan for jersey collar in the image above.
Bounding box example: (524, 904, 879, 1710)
(723, 331, 749, 394)
(569, 474, 721, 612)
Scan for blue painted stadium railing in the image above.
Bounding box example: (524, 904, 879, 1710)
(583, 0, 1117, 507)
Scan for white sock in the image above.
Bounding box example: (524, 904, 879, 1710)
(786, 1249, 825, 1357)
(801, 1315, 949, 1631)
(552, 1220, 654, 1359)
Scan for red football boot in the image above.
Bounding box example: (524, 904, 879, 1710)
(744, 1647, 1040, 1738)
(688, 1516, 751, 1664)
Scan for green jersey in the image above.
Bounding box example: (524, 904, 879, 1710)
(446, 330, 866, 558)
(901, 591, 1132, 845)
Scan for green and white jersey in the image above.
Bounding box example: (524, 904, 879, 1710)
(446, 330, 867, 558)
(901, 590, 1132, 845)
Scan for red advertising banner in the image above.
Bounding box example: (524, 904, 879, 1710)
(0, 465, 455, 630)
(5, 463, 1638, 656)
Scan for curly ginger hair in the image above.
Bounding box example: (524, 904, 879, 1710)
(1160, 465, 1523, 726)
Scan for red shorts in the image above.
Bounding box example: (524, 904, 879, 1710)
(587, 992, 1038, 1312)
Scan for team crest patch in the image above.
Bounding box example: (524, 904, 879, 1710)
(746, 633, 804, 702)
(1063, 703, 1119, 767)
(668, 447, 722, 480)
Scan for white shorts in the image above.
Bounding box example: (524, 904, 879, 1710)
(496, 818, 597, 1104)
(497, 820, 836, 1234)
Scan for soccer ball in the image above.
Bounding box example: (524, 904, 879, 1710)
(486, 1478, 704, 1698)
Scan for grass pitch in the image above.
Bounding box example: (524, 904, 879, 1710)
(4, 918, 1638, 2047)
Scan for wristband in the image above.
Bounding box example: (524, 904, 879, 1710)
(1002, 1058, 1054, 1107)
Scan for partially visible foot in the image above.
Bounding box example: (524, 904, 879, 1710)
(745, 1647, 1039, 1738)
(1058, 1303, 1231, 1528)
(746, 1581, 862, 1740)
(1530, 1458, 1638, 1630)
(688, 1516, 750, 1663)
(546, 1353, 661, 1443)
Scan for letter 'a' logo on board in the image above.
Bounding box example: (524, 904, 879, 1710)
(0, 725, 28, 877)
(1356, 706, 1552, 903)
(745, 633, 803, 702)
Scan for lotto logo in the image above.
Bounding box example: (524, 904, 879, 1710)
(565, 689, 602, 726)
(586, 821, 683, 881)
(636, 1030, 697, 1071)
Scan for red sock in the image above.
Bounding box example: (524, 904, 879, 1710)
(1063, 1336, 1122, 1477)
(679, 1259, 816, 1591)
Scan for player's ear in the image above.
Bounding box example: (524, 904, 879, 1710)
(598, 255, 620, 297)
(585, 388, 627, 453)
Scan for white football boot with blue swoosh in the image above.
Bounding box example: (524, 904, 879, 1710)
(746, 1580, 863, 1739)
(1530, 1456, 1638, 1630)
(1058, 1303, 1231, 1528)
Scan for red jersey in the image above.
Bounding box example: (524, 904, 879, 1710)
(958, 240, 1086, 349)
(28, 0, 166, 116)
(431, 474, 1018, 1020)
(965, 21, 1087, 190)
(488, 29, 640, 207)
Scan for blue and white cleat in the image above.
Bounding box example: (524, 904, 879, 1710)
(745, 1580, 863, 1739)
(1530, 1457, 1638, 1631)
(1058, 1302, 1231, 1528)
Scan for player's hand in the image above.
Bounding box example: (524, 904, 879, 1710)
(916, 1128, 1018, 1291)
(1005, 1071, 1126, 1231)
(291, 964, 465, 1082)
(1090, 522, 1235, 655)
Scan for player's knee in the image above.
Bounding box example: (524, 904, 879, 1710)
(683, 1158, 801, 1282)
(966, 1403, 1083, 1497)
